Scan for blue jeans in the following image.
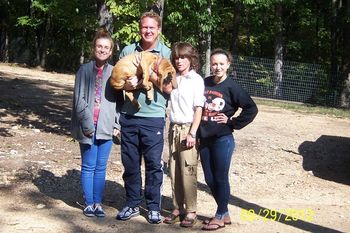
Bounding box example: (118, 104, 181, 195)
(80, 135, 112, 206)
(199, 134, 235, 218)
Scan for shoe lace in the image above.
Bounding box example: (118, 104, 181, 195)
(84, 205, 94, 212)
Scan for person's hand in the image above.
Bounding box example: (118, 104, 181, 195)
(124, 75, 142, 91)
(113, 128, 121, 145)
(214, 113, 228, 124)
(185, 134, 196, 148)
(113, 128, 120, 137)
(83, 131, 94, 138)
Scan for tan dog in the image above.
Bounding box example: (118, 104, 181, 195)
(110, 51, 177, 109)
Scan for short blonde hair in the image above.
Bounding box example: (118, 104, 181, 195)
(139, 11, 162, 28)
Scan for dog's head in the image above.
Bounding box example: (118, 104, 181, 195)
(155, 58, 177, 91)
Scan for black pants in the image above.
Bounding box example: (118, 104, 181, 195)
(120, 114, 165, 211)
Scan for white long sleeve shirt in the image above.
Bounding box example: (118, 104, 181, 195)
(170, 70, 205, 124)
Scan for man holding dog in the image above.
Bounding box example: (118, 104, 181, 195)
(115, 11, 171, 224)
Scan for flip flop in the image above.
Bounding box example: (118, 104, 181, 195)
(201, 223, 225, 231)
(203, 217, 232, 225)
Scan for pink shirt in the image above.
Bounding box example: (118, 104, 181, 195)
(93, 67, 103, 124)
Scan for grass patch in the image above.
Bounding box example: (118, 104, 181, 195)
(254, 98, 350, 119)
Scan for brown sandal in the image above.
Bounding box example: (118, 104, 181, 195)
(180, 215, 197, 228)
(163, 213, 180, 224)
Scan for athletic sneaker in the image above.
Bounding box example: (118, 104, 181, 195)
(116, 206, 140, 220)
(147, 210, 162, 224)
(94, 204, 105, 217)
(83, 205, 95, 217)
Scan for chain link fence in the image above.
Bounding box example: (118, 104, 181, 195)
(231, 55, 343, 107)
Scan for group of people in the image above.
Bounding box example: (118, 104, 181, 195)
(71, 11, 258, 231)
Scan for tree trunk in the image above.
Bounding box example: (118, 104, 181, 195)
(149, 0, 164, 29)
(96, 0, 113, 33)
(4, 32, 10, 62)
(80, 28, 86, 65)
(35, 33, 40, 66)
(204, 33, 211, 77)
(79, 41, 85, 65)
(0, 30, 9, 62)
(40, 16, 50, 68)
(0, 0, 9, 62)
(273, 3, 284, 98)
(231, 1, 242, 55)
(330, 0, 340, 84)
(203, 4, 212, 77)
(4, 32, 9, 62)
(340, 0, 350, 107)
(340, 73, 350, 108)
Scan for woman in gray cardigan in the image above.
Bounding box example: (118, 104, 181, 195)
(71, 28, 122, 218)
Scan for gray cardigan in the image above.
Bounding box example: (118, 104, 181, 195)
(71, 60, 123, 145)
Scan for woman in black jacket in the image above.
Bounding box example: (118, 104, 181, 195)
(199, 49, 258, 231)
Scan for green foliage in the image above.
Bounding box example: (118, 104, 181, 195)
(1, 0, 349, 88)
(106, 0, 151, 47)
(32, 0, 50, 12)
(16, 16, 41, 27)
(113, 21, 140, 45)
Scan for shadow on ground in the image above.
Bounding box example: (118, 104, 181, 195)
(298, 135, 350, 185)
(0, 74, 73, 137)
(197, 180, 343, 232)
(31, 169, 177, 225)
(31, 169, 127, 211)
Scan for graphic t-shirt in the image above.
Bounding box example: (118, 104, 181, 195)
(199, 75, 258, 138)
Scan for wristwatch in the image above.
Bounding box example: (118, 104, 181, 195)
(188, 132, 196, 138)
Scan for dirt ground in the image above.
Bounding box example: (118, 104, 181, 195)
(0, 63, 350, 233)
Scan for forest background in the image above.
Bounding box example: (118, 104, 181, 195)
(0, 0, 349, 107)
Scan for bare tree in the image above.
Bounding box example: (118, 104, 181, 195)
(340, 0, 350, 107)
(200, 3, 212, 77)
(273, 3, 284, 98)
(230, 1, 242, 55)
(0, 1, 9, 62)
(96, 0, 114, 33)
(0, 28, 9, 62)
(40, 16, 50, 68)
